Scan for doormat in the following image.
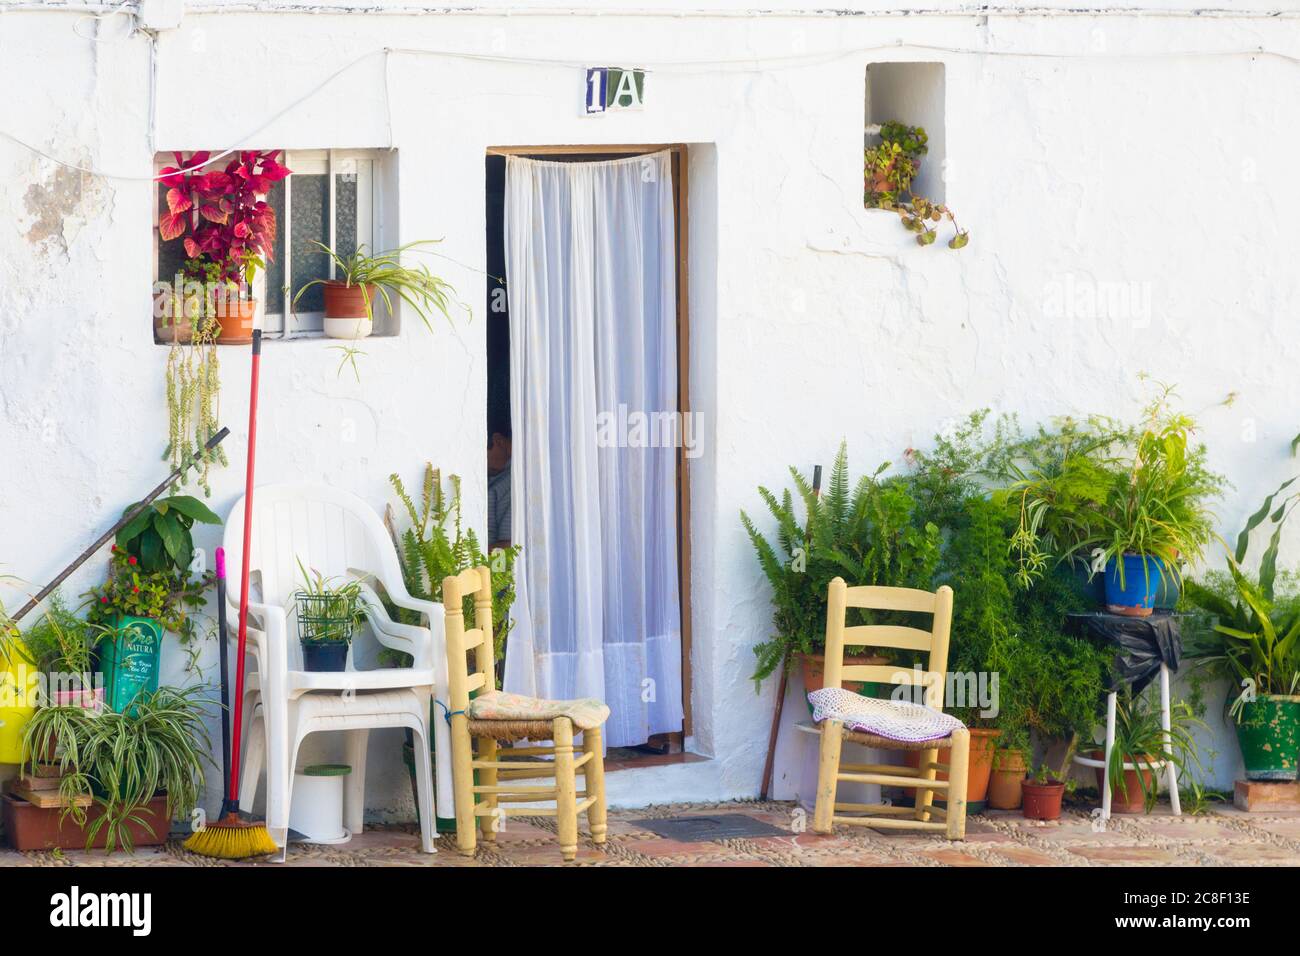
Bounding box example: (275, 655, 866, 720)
(632, 814, 787, 842)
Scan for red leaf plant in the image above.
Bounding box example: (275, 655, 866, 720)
(158, 150, 291, 287)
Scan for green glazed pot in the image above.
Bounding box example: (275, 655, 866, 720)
(1236, 695, 1300, 781)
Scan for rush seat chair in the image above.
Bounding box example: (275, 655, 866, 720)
(811, 578, 970, 840)
(443, 565, 610, 861)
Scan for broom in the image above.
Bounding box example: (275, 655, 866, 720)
(184, 331, 277, 859)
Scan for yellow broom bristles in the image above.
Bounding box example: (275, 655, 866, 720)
(183, 817, 279, 859)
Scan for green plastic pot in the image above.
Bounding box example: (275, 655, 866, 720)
(1236, 695, 1300, 781)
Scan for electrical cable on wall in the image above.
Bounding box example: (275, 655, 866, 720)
(0, 31, 1295, 182)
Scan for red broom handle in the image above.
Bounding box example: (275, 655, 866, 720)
(229, 330, 262, 801)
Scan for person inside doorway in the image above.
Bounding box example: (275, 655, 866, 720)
(487, 416, 512, 551)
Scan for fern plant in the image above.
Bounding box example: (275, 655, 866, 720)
(386, 464, 519, 664)
(742, 442, 941, 684)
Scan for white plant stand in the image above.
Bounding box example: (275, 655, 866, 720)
(1072, 661, 1181, 820)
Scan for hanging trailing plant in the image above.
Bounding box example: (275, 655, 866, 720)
(864, 121, 969, 249)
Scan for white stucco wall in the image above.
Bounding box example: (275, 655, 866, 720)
(2, 1, 1299, 819)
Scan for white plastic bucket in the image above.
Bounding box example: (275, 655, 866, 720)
(289, 764, 351, 844)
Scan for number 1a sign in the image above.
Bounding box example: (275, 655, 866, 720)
(585, 67, 646, 114)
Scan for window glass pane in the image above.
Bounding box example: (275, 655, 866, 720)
(263, 181, 287, 316)
(289, 174, 330, 315)
(156, 183, 189, 286)
(335, 172, 359, 260)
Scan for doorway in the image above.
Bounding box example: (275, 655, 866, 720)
(485, 145, 692, 761)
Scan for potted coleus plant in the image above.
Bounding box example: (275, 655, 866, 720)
(293, 562, 367, 672)
(292, 240, 459, 341)
(864, 121, 968, 249)
(158, 149, 291, 344)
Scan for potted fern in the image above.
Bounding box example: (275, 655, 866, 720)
(741, 444, 941, 692)
(293, 240, 458, 341)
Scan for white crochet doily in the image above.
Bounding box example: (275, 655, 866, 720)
(807, 687, 964, 742)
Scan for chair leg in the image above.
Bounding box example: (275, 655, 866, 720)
(813, 719, 843, 834)
(238, 713, 265, 813)
(583, 726, 607, 845)
(914, 746, 939, 822)
(343, 729, 368, 837)
(553, 717, 578, 861)
(477, 737, 499, 843)
(946, 729, 970, 840)
(410, 723, 437, 854)
(449, 714, 478, 857)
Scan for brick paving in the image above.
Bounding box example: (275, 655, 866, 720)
(5, 800, 1300, 866)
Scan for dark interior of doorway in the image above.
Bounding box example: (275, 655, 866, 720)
(484, 152, 688, 766)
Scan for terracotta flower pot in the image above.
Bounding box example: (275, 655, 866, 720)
(904, 726, 1001, 805)
(2, 793, 168, 851)
(153, 292, 194, 344)
(801, 651, 889, 714)
(322, 281, 377, 340)
(988, 749, 1028, 810)
(1021, 779, 1066, 820)
(1088, 750, 1159, 813)
(214, 297, 257, 345)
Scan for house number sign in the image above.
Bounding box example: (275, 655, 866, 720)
(585, 67, 646, 114)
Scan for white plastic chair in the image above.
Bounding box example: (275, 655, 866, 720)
(220, 483, 454, 854)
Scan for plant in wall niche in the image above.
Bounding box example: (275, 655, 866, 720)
(386, 464, 519, 665)
(293, 241, 463, 379)
(21, 685, 211, 852)
(742, 443, 941, 685)
(293, 560, 367, 673)
(864, 122, 968, 249)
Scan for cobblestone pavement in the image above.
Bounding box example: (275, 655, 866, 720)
(4, 800, 1299, 866)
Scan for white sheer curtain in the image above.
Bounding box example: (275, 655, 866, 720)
(501, 152, 683, 748)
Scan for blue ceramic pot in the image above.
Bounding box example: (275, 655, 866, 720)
(1103, 554, 1165, 616)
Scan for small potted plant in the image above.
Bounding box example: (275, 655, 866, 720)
(1022, 763, 1073, 821)
(15, 594, 109, 712)
(988, 743, 1029, 810)
(293, 561, 367, 672)
(864, 121, 968, 249)
(1086, 690, 1205, 814)
(292, 240, 459, 341)
(158, 149, 291, 344)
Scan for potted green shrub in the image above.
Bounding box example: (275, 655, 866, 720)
(293, 240, 458, 341)
(15, 594, 110, 712)
(385, 464, 520, 833)
(9, 686, 211, 852)
(293, 562, 367, 672)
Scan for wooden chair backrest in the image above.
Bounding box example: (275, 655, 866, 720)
(821, 578, 954, 711)
(443, 565, 495, 711)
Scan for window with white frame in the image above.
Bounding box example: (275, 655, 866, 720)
(154, 148, 394, 339)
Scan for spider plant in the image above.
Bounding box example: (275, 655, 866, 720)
(1100, 689, 1206, 811)
(22, 685, 212, 853)
(293, 559, 366, 645)
(293, 240, 460, 332)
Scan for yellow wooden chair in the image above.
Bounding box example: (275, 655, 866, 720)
(443, 565, 609, 861)
(811, 578, 970, 840)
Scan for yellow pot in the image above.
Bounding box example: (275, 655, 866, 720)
(0, 657, 37, 764)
